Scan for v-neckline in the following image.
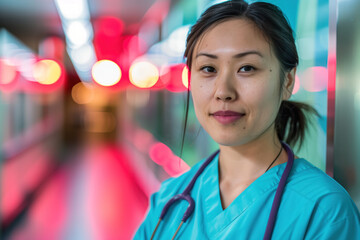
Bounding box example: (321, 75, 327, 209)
(202, 153, 287, 237)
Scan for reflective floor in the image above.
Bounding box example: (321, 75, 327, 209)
(5, 144, 151, 240)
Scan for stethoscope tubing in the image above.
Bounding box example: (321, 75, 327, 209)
(151, 142, 294, 240)
(263, 142, 294, 239)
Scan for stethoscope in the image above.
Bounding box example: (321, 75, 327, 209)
(151, 142, 295, 240)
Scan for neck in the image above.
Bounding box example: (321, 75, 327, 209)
(218, 133, 286, 184)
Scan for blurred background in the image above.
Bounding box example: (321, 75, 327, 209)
(0, 0, 359, 239)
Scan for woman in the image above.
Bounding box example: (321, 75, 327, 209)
(134, 1, 360, 239)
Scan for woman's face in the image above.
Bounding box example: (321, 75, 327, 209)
(190, 18, 294, 147)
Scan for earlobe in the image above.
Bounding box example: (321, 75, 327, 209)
(282, 67, 296, 100)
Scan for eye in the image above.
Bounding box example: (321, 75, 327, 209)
(239, 65, 255, 72)
(200, 66, 216, 73)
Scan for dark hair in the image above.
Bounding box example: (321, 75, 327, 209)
(180, 0, 318, 152)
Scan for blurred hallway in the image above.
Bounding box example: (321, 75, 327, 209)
(4, 143, 151, 240)
(1, 0, 360, 239)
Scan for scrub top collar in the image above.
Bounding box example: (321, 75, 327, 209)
(201, 153, 303, 237)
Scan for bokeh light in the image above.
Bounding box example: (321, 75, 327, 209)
(300, 66, 328, 92)
(33, 59, 62, 85)
(65, 21, 92, 47)
(95, 16, 124, 38)
(71, 82, 95, 105)
(54, 0, 88, 20)
(129, 61, 159, 88)
(93, 16, 125, 62)
(163, 25, 190, 57)
(92, 60, 122, 87)
(70, 43, 96, 66)
(149, 142, 190, 177)
(182, 65, 189, 89)
(149, 142, 172, 166)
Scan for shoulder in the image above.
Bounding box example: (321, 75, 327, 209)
(286, 158, 360, 220)
(278, 159, 360, 238)
(288, 159, 349, 197)
(156, 157, 208, 199)
(132, 157, 209, 239)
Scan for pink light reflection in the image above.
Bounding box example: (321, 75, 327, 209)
(5, 144, 150, 240)
(24, 168, 70, 240)
(8, 170, 69, 240)
(328, 53, 337, 92)
(1, 145, 53, 221)
(0, 58, 20, 92)
(149, 142, 173, 165)
(149, 142, 190, 177)
(142, 0, 170, 24)
(300, 66, 328, 92)
(133, 128, 155, 153)
(84, 145, 149, 240)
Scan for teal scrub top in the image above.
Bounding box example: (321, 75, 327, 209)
(133, 154, 360, 239)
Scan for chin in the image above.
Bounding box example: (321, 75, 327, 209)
(212, 135, 249, 147)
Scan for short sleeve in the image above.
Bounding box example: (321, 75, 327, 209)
(311, 218, 360, 239)
(304, 192, 360, 239)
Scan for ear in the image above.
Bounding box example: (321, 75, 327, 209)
(282, 67, 296, 100)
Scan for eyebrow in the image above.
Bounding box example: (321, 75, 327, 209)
(195, 50, 264, 59)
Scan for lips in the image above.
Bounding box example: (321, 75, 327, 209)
(211, 111, 245, 124)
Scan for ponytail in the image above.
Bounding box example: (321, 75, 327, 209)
(275, 100, 319, 148)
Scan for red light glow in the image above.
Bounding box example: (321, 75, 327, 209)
(96, 16, 124, 38)
(327, 53, 336, 92)
(150, 65, 171, 90)
(93, 16, 124, 60)
(163, 63, 188, 92)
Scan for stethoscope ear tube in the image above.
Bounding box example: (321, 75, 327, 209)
(263, 142, 295, 240)
(151, 143, 294, 240)
(151, 150, 219, 239)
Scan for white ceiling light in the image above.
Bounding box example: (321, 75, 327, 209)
(54, 0, 89, 20)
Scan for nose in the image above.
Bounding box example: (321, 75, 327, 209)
(214, 72, 237, 102)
